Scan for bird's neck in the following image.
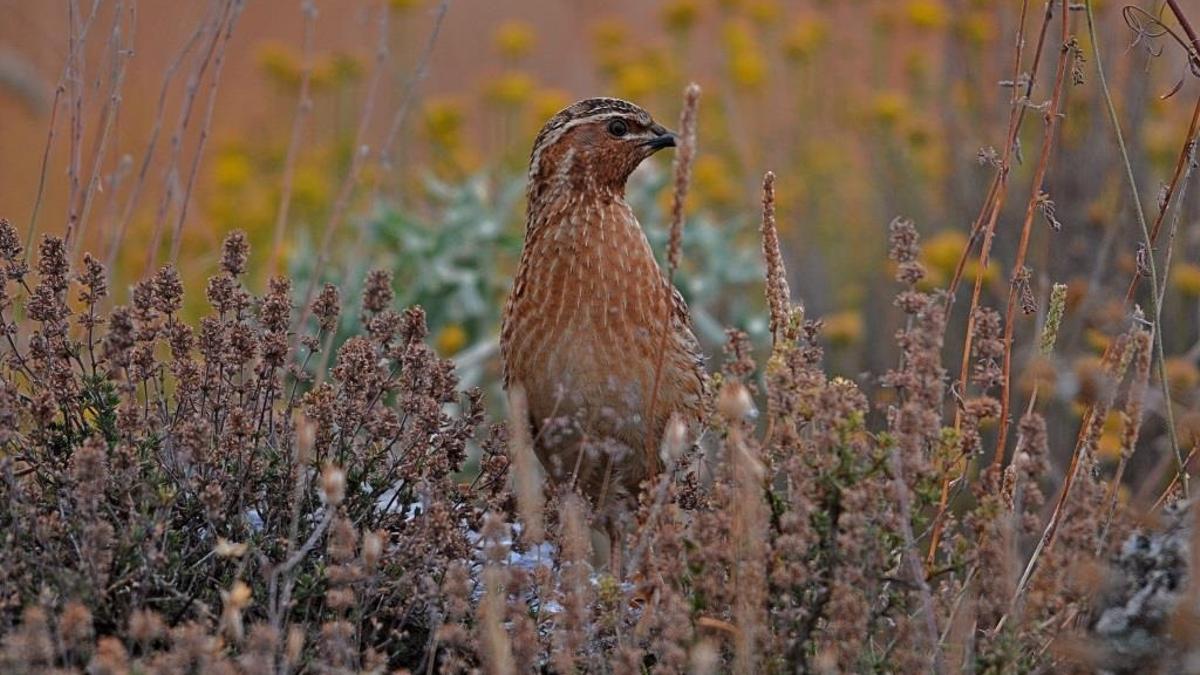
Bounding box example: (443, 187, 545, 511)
(525, 186, 631, 243)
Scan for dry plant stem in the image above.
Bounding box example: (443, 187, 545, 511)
(293, 1, 392, 335)
(1098, 329, 1151, 555)
(267, 0, 318, 279)
(1152, 445, 1200, 511)
(759, 171, 789, 446)
(1154, 143, 1197, 315)
(65, 0, 85, 248)
(1086, 0, 1186, 496)
(375, 0, 451, 189)
(335, 0, 451, 312)
(145, 0, 231, 273)
(926, 0, 1047, 566)
(945, 0, 1049, 303)
(644, 83, 699, 461)
(994, 0, 1072, 466)
(26, 0, 102, 253)
(107, 7, 212, 272)
(1004, 336, 1133, 631)
(890, 447, 944, 673)
(1119, 96, 1200, 306)
(169, 0, 243, 266)
(71, 0, 135, 261)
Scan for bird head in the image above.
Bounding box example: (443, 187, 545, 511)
(527, 97, 676, 202)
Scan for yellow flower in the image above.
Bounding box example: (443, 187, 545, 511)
(729, 48, 767, 90)
(292, 165, 330, 212)
(1166, 357, 1200, 398)
(1084, 328, 1111, 354)
(868, 91, 908, 127)
(423, 97, 465, 148)
(905, 50, 931, 81)
(905, 0, 948, 30)
(1097, 411, 1123, 461)
(493, 20, 535, 60)
(747, 0, 781, 25)
(958, 11, 995, 45)
(661, 0, 700, 34)
(328, 51, 364, 84)
(614, 62, 658, 101)
(214, 152, 252, 190)
(724, 21, 767, 90)
(921, 229, 966, 276)
(693, 155, 737, 207)
(486, 71, 536, 107)
(1173, 263, 1200, 297)
(531, 89, 571, 126)
(823, 310, 864, 347)
(1177, 410, 1200, 450)
(593, 18, 629, 52)
(257, 41, 300, 88)
(436, 323, 468, 356)
(783, 17, 828, 63)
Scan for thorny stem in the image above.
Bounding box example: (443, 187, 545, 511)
(1087, 0, 1186, 497)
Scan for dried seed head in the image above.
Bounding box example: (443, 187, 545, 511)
(151, 265, 184, 315)
(667, 83, 701, 275)
(215, 538, 248, 558)
(37, 235, 69, 287)
(362, 269, 394, 314)
(718, 381, 755, 421)
(0, 218, 21, 261)
(761, 171, 793, 339)
(220, 580, 252, 642)
(312, 282, 341, 333)
(362, 529, 385, 570)
(660, 414, 688, 465)
(220, 230, 250, 276)
(58, 601, 93, 649)
(321, 465, 346, 506)
(1040, 282, 1068, 355)
(128, 610, 165, 644)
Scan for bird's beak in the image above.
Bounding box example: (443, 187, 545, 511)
(643, 126, 677, 151)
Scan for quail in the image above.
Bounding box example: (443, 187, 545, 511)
(500, 98, 706, 567)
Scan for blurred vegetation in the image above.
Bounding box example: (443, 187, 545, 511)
(7, 0, 1200, 477)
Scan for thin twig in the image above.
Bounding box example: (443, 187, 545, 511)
(169, 0, 245, 266)
(107, 2, 214, 273)
(292, 0, 392, 335)
(994, 0, 1072, 467)
(267, 0, 319, 279)
(1087, 0, 1186, 496)
(70, 0, 135, 261)
(145, 0, 230, 273)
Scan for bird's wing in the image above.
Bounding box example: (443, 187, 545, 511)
(669, 284, 709, 407)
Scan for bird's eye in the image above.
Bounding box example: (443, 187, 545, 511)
(607, 119, 629, 137)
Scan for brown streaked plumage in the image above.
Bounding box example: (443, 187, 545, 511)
(500, 97, 707, 518)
